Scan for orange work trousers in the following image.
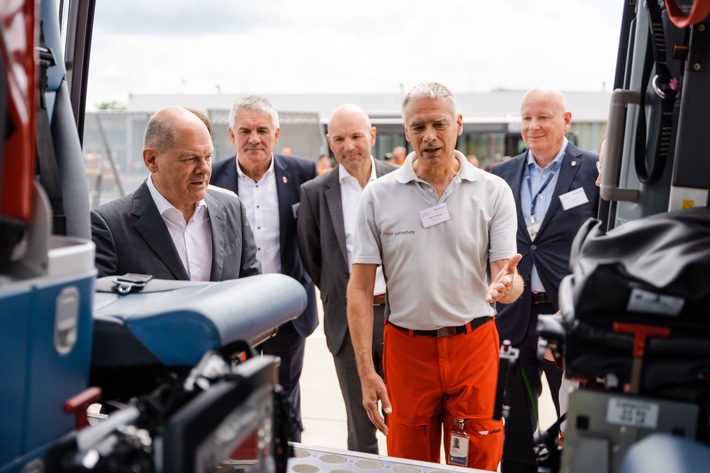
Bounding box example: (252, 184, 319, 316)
(383, 319, 503, 471)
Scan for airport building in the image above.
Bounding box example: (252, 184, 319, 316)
(83, 89, 611, 207)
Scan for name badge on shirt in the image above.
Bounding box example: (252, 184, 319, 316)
(559, 187, 589, 211)
(419, 203, 451, 228)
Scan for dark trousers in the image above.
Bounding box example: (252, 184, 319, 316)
(501, 300, 562, 473)
(259, 320, 306, 442)
(332, 305, 385, 453)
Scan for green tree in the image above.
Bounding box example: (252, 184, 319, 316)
(96, 100, 127, 111)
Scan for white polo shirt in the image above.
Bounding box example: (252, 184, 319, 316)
(352, 151, 517, 330)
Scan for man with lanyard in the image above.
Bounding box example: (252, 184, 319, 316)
(490, 88, 599, 473)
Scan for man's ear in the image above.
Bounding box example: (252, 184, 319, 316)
(143, 147, 158, 172)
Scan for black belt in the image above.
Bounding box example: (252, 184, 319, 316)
(373, 294, 385, 306)
(388, 316, 492, 338)
(532, 292, 552, 305)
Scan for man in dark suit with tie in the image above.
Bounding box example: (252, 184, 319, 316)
(210, 95, 318, 442)
(91, 106, 261, 282)
(297, 104, 398, 453)
(490, 88, 599, 473)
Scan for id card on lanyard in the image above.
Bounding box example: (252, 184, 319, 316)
(525, 160, 560, 240)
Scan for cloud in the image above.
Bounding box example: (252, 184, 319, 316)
(86, 0, 623, 109)
(93, 0, 284, 36)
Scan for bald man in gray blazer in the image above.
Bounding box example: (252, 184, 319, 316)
(298, 104, 398, 453)
(91, 106, 260, 281)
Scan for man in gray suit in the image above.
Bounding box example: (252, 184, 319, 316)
(91, 106, 261, 281)
(297, 104, 398, 453)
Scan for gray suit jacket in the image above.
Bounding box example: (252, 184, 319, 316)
(297, 160, 399, 354)
(91, 180, 261, 280)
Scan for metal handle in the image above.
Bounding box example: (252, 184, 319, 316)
(602, 89, 641, 202)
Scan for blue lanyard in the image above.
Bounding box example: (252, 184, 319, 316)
(525, 160, 560, 224)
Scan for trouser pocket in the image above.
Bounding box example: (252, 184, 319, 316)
(387, 418, 440, 463)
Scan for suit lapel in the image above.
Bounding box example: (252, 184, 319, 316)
(225, 157, 239, 194)
(273, 155, 290, 254)
(324, 167, 348, 263)
(206, 193, 225, 281)
(539, 145, 583, 233)
(131, 183, 189, 280)
(506, 155, 530, 237)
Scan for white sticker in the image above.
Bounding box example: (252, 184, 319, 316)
(607, 397, 659, 428)
(419, 203, 451, 228)
(559, 187, 589, 210)
(627, 288, 684, 316)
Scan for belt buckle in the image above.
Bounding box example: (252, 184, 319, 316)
(436, 326, 457, 337)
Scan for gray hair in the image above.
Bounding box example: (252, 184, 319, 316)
(143, 113, 176, 152)
(228, 95, 280, 130)
(401, 82, 460, 120)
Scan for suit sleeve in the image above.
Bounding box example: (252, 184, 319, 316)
(296, 185, 322, 288)
(307, 160, 318, 181)
(90, 209, 118, 278)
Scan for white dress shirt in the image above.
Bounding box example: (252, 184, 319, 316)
(339, 157, 386, 296)
(236, 155, 281, 274)
(147, 176, 212, 281)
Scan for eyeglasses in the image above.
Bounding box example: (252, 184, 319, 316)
(596, 161, 603, 172)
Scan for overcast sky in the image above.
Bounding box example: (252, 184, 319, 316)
(86, 0, 625, 110)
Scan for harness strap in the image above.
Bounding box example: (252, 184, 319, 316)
(666, 0, 710, 28)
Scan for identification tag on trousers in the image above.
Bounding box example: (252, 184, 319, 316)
(448, 432, 469, 465)
(449, 417, 470, 466)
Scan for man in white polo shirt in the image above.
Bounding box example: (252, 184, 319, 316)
(347, 82, 523, 470)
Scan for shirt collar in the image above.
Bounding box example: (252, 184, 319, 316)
(338, 156, 378, 184)
(394, 150, 475, 183)
(147, 175, 207, 218)
(526, 137, 569, 170)
(236, 153, 275, 181)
